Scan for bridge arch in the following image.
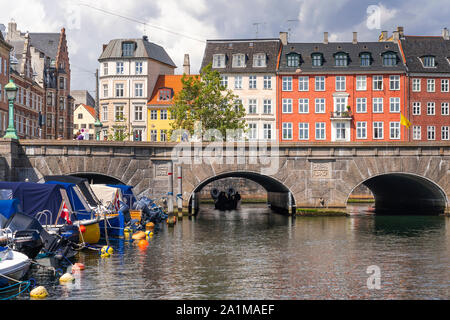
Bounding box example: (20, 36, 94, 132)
(68, 172, 125, 185)
(188, 171, 297, 215)
(347, 172, 448, 215)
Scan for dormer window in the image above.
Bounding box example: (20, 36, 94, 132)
(212, 54, 226, 68)
(312, 53, 323, 67)
(122, 42, 135, 57)
(382, 52, 397, 66)
(253, 53, 267, 67)
(422, 56, 435, 67)
(232, 54, 246, 68)
(334, 52, 348, 66)
(287, 53, 300, 67)
(158, 88, 172, 101)
(360, 53, 371, 66)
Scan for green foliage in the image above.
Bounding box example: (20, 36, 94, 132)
(169, 63, 246, 140)
(106, 115, 131, 141)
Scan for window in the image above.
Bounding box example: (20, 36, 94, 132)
(335, 76, 346, 91)
(383, 52, 397, 66)
(390, 122, 400, 139)
(413, 126, 421, 140)
(160, 110, 168, 120)
(122, 42, 134, 56)
(135, 83, 144, 97)
(160, 130, 167, 142)
(356, 122, 367, 139)
(427, 126, 435, 140)
(282, 123, 292, 140)
(263, 123, 272, 140)
(373, 98, 383, 113)
(282, 99, 292, 113)
(298, 76, 309, 91)
(356, 76, 367, 91)
(248, 123, 257, 140)
(356, 98, 367, 113)
(298, 99, 309, 114)
(427, 79, 435, 92)
(442, 126, 449, 140)
(315, 76, 325, 91)
(253, 53, 266, 67)
(315, 98, 326, 113)
(234, 76, 243, 89)
(248, 99, 257, 114)
(373, 122, 383, 139)
(249, 76, 257, 89)
(102, 105, 108, 121)
(134, 105, 143, 121)
(263, 99, 272, 114)
(335, 97, 346, 113)
(150, 110, 157, 120)
(115, 83, 124, 97)
(442, 102, 449, 115)
(335, 53, 348, 66)
(422, 56, 435, 67)
(390, 97, 400, 113)
(220, 76, 228, 88)
(412, 102, 421, 115)
(427, 102, 435, 115)
(287, 53, 300, 67)
(312, 54, 323, 67)
(116, 62, 124, 74)
(133, 129, 143, 141)
(263, 76, 272, 89)
(412, 78, 421, 92)
(103, 84, 108, 98)
(103, 63, 108, 75)
(59, 77, 65, 90)
(373, 75, 383, 90)
(150, 130, 157, 142)
(442, 79, 449, 92)
(77, 113, 83, 119)
(159, 89, 172, 100)
(232, 54, 246, 68)
(135, 62, 143, 74)
(59, 97, 65, 110)
(335, 122, 346, 140)
(213, 54, 226, 68)
(389, 75, 400, 90)
(315, 122, 326, 140)
(298, 123, 309, 140)
(360, 53, 371, 66)
(115, 105, 124, 121)
(282, 77, 292, 91)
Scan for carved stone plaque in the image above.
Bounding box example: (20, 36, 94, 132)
(311, 161, 331, 179)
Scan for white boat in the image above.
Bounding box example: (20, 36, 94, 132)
(0, 246, 31, 287)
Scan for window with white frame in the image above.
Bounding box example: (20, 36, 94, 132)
(134, 105, 143, 121)
(249, 76, 257, 89)
(335, 97, 347, 113)
(356, 76, 367, 91)
(390, 122, 400, 139)
(312, 54, 322, 67)
(335, 122, 346, 140)
(413, 126, 421, 140)
(356, 98, 367, 113)
(263, 123, 272, 140)
(427, 79, 435, 92)
(232, 54, 246, 68)
(287, 54, 300, 67)
(390, 97, 400, 113)
(427, 126, 435, 140)
(412, 78, 421, 92)
(373, 98, 383, 113)
(298, 76, 309, 91)
(442, 126, 449, 140)
(282, 122, 292, 140)
(234, 76, 242, 89)
(115, 105, 124, 121)
(103, 84, 108, 98)
(263, 99, 272, 114)
(315, 76, 325, 91)
(427, 102, 435, 115)
(315, 98, 326, 113)
(115, 83, 124, 97)
(335, 76, 346, 91)
(135, 62, 143, 74)
(412, 102, 421, 115)
(150, 110, 157, 120)
(150, 130, 157, 142)
(220, 75, 228, 88)
(248, 99, 257, 114)
(373, 122, 383, 139)
(263, 76, 272, 89)
(133, 129, 143, 141)
(213, 54, 226, 68)
(389, 75, 400, 90)
(422, 56, 435, 67)
(298, 123, 309, 140)
(282, 99, 292, 113)
(298, 98, 309, 113)
(253, 53, 266, 67)
(116, 62, 124, 74)
(103, 63, 108, 75)
(356, 122, 367, 139)
(442, 102, 449, 115)
(442, 79, 449, 92)
(282, 76, 292, 91)
(373, 75, 383, 90)
(315, 122, 326, 140)
(248, 123, 257, 140)
(160, 110, 168, 120)
(135, 83, 143, 97)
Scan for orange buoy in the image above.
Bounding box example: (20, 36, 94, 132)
(79, 225, 86, 233)
(72, 263, 85, 273)
(145, 222, 155, 230)
(132, 231, 146, 240)
(138, 239, 149, 249)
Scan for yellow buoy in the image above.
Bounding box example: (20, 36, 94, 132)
(145, 231, 153, 238)
(101, 246, 114, 255)
(30, 286, 48, 299)
(59, 273, 75, 284)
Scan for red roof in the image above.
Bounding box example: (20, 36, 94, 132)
(147, 74, 198, 105)
(78, 104, 96, 118)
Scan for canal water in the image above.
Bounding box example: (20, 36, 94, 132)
(23, 204, 449, 300)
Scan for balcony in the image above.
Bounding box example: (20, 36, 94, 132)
(330, 111, 352, 120)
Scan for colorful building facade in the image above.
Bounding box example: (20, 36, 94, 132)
(73, 103, 96, 140)
(0, 30, 12, 136)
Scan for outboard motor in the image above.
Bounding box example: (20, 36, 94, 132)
(119, 201, 131, 224)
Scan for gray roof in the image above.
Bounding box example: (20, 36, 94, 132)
(200, 39, 281, 73)
(29, 33, 60, 59)
(98, 38, 176, 68)
(400, 36, 450, 74)
(278, 41, 406, 73)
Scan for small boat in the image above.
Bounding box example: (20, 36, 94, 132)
(0, 246, 31, 287)
(211, 187, 241, 211)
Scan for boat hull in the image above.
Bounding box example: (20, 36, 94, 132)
(74, 219, 101, 244)
(0, 251, 31, 287)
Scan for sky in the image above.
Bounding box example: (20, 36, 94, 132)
(0, 0, 449, 96)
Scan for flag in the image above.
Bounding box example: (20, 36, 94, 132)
(61, 202, 72, 225)
(113, 190, 120, 212)
(400, 113, 411, 128)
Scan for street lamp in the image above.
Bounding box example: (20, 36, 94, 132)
(3, 79, 18, 140)
(94, 118, 103, 141)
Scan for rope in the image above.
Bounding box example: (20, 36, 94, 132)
(0, 280, 32, 300)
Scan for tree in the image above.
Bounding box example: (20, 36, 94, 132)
(106, 115, 131, 141)
(169, 63, 246, 140)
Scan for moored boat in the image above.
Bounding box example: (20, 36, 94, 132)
(0, 246, 31, 287)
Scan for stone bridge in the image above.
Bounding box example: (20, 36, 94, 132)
(1, 139, 449, 215)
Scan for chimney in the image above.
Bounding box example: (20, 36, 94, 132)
(323, 32, 329, 44)
(6, 19, 18, 41)
(397, 26, 404, 37)
(392, 26, 404, 42)
(380, 30, 388, 41)
(443, 27, 449, 40)
(183, 54, 190, 75)
(279, 32, 288, 45)
(352, 32, 357, 44)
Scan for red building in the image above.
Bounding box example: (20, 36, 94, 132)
(276, 32, 408, 142)
(0, 30, 12, 135)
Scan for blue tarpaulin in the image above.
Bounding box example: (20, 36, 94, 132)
(0, 199, 21, 219)
(45, 181, 91, 214)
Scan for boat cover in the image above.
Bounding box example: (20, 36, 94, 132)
(43, 175, 100, 207)
(45, 181, 92, 213)
(0, 199, 21, 219)
(90, 185, 123, 210)
(107, 184, 136, 207)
